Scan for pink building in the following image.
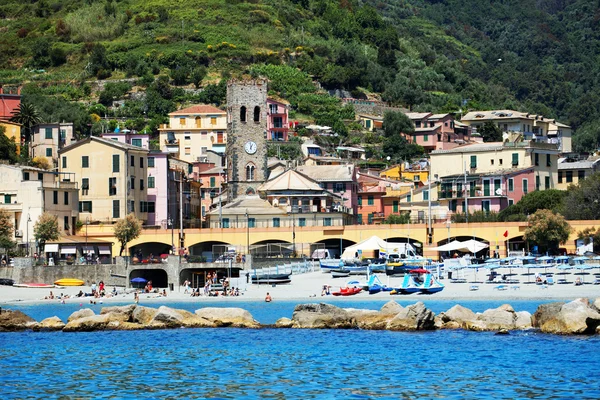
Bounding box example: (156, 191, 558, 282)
(438, 167, 535, 214)
(267, 98, 289, 141)
(146, 152, 169, 226)
(295, 164, 358, 213)
(194, 163, 226, 222)
(403, 113, 471, 153)
(102, 132, 150, 149)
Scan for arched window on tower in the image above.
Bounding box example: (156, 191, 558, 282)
(254, 106, 260, 122)
(246, 164, 255, 181)
(240, 106, 247, 122)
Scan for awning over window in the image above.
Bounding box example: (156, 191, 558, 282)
(45, 244, 59, 253)
(98, 246, 112, 255)
(60, 245, 77, 255)
(82, 245, 95, 252)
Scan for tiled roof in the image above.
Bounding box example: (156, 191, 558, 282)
(59, 136, 149, 154)
(208, 195, 286, 216)
(296, 165, 354, 181)
(259, 169, 323, 192)
(169, 105, 225, 115)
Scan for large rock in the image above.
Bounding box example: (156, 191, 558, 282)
(63, 312, 142, 332)
(290, 303, 356, 329)
(132, 306, 158, 325)
(441, 305, 477, 325)
(35, 316, 65, 331)
(275, 317, 293, 328)
(592, 298, 600, 312)
(67, 308, 95, 322)
(477, 304, 518, 331)
(350, 308, 392, 330)
(149, 306, 214, 329)
(100, 305, 137, 322)
(195, 307, 259, 328)
(533, 298, 600, 334)
(0, 310, 37, 331)
(386, 302, 436, 331)
(514, 311, 533, 330)
(380, 301, 404, 315)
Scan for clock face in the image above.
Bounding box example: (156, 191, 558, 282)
(244, 141, 257, 154)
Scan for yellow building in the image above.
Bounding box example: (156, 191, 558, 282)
(58, 136, 149, 223)
(380, 163, 430, 185)
(461, 110, 572, 152)
(159, 105, 227, 163)
(556, 158, 600, 190)
(430, 141, 559, 190)
(0, 120, 21, 155)
(31, 123, 75, 167)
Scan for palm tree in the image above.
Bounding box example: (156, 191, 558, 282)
(10, 102, 41, 142)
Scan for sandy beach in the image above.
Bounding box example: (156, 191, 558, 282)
(1, 268, 599, 306)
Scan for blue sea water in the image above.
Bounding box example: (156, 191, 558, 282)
(1, 300, 600, 399)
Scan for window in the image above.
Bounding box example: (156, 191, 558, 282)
(131, 138, 142, 147)
(482, 200, 490, 213)
(414, 175, 420, 182)
(112, 155, 120, 173)
(211, 117, 217, 125)
(365, 120, 371, 129)
(210, 177, 216, 187)
(148, 157, 155, 168)
(179, 117, 185, 126)
(273, 218, 280, 228)
(223, 218, 230, 228)
(545, 176, 550, 189)
(148, 177, 155, 188)
(45, 128, 52, 139)
(140, 157, 144, 168)
(129, 200, 135, 213)
(499, 159, 503, 165)
(253, 106, 260, 122)
(109, 177, 117, 196)
(415, 121, 421, 128)
(82, 178, 89, 191)
(130, 176, 135, 190)
(423, 190, 429, 201)
(82, 156, 89, 168)
(269, 104, 277, 114)
(470, 155, 477, 168)
(240, 106, 247, 122)
(61, 156, 67, 168)
(140, 179, 144, 190)
(147, 202, 155, 213)
(393, 201, 399, 213)
(185, 147, 191, 155)
(38, 173, 43, 181)
(558, 171, 563, 183)
(23, 172, 30, 181)
(184, 135, 191, 142)
(246, 164, 255, 181)
(299, 218, 306, 227)
(407, 193, 412, 203)
(508, 178, 514, 192)
(367, 196, 374, 205)
(578, 170, 585, 181)
(79, 201, 93, 212)
(195, 117, 202, 128)
(248, 218, 256, 228)
(368, 213, 374, 224)
(335, 183, 345, 192)
(53, 190, 58, 204)
(491, 159, 494, 165)
(130, 155, 135, 167)
(512, 153, 519, 166)
(523, 179, 528, 194)
(546, 154, 551, 167)
(566, 171, 573, 183)
(323, 217, 332, 227)
(535, 153, 539, 166)
(357, 214, 363, 224)
(201, 206, 206, 217)
(358, 196, 362, 206)
(201, 147, 208, 154)
(64, 216, 69, 231)
(46, 148, 52, 157)
(64, 192, 69, 205)
(424, 134, 428, 142)
(508, 199, 514, 206)
(4, 194, 10, 204)
(113, 200, 120, 218)
(536, 176, 540, 191)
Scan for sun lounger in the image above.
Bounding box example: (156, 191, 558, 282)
(494, 285, 508, 291)
(511, 285, 520, 290)
(469, 285, 479, 291)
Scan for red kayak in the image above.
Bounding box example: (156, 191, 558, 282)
(332, 287, 362, 296)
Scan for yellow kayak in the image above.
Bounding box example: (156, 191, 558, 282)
(54, 278, 85, 286)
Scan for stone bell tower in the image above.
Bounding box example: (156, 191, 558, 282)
(226, 79, 268, 200)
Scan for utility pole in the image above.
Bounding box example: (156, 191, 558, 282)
(428, 177, 432, 245)
(464, 161, 468, 223)
(179, 168, 184, 250)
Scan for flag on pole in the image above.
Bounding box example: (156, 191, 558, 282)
(503, 230, 508, 237)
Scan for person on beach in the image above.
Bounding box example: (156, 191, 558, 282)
(265, 292, 272, 302)
(134, 292, 139, 303)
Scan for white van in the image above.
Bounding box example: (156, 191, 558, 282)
(311, 249, 334, 260)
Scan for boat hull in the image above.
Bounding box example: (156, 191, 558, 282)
(251, 278, 291, 285)
(54, 279, 85, 287)
(14, 283, 55, 288)
(331, 270, 350, 278)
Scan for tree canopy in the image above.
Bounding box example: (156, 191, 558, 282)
(0, 126, 18, 164)
(562, 173, 600, 220)
(524, 209, 572, 254)
(0, 209, 14, 250)
(113, 213, 142, 256)
(34, 212, 59, 251)
(498, 189, 566, 221)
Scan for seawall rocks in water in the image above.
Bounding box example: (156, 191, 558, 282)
(2, 299, 600, 334)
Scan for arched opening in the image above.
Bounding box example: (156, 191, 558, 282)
(251, 239, 293, 258)
(240, 106, 247, 122)
(312, 238, 356, 259)
(253, 106, 260, 122)
(129, 242, 172, 262)
(246, 163, 255, 181)
(129, 268, 168, 288)
(189, 240, 232, 262)
(387, 237, 424, 257)
(246, 187, 255, 195)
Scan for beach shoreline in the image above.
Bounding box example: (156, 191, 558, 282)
(1, 269, 598, 307)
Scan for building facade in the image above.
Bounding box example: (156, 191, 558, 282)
(267, 98, 289, 141)
(159, 105, 227, 163)
(31, 123, 75, 167)
(58, 137, 149, 223)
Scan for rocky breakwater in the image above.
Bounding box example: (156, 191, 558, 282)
(0, 305, 259, 332)
(532, 298, 600, 334)
(436, 304, 533, 332)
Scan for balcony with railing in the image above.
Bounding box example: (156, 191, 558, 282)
(43, 180, 78, 190)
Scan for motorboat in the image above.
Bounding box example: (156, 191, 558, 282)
(331, 269, 350, 278)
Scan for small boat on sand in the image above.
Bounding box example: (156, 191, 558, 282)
(54, 278, 85, 287)
(332, 287, 362, 296)
(13, 283, 55, 288)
